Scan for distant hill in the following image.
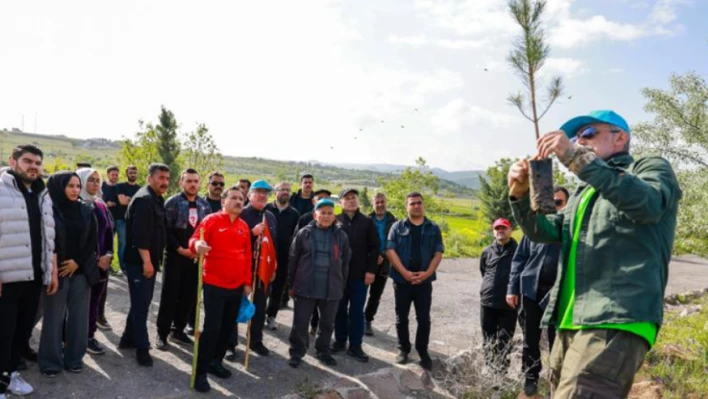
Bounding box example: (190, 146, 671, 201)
(330, 162, 485, 190)
(0, 130, 475, 197)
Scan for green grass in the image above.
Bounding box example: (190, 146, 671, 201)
(641, 295, 708, 398)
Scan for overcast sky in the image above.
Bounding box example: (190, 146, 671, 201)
(1, 0, 706, 171)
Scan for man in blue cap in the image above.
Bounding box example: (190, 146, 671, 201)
(286, 198, 351, 368)
(508, 110, 682, 397)
(225, 179, 277, 361)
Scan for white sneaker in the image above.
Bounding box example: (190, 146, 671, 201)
(9, 371, 34, 395)
(266, 316, 277, 331)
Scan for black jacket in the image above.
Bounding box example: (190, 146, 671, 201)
(53, 201, 100, 286)
(368, 211, 397, 276)
(164, 193, 211, 265)
(337, 210, 380, 281)
(507, 236, 560, 302)
(124, 185, 167, 270)
(266, 202, 300, 267)
(240, 205, 277, 275)
(288, 221, 351, 300)
(295, 211, 314, 233)
(480, 238, 518, 309)
(289, 190, 314, 216)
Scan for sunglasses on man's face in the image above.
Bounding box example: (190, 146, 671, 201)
(210, 182, 225, 187)
(572, 126, 621, 143)
(554, 199, 565, 207)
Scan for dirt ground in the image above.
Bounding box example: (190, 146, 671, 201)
(19, 255, 708, 399)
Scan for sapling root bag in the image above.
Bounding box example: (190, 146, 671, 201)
(529, 158, 556, 214)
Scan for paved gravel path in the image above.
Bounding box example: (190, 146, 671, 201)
(20, 255, 708, 399)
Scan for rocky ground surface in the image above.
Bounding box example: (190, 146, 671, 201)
(19, 255, 708, 399)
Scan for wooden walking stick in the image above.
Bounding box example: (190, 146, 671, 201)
(244, 230, 263, 371)
(190, 228, 205, 390)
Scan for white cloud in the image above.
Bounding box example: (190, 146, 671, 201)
(387, 34, 488, 49)
(431, 99, 512, 137)
(650, 0, 689, 24)
(414, 0, 516, 39)
(542, 57, 589, 78)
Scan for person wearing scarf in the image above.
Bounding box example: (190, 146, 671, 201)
(38, 172, 99, 377)
(77, 168, 114, 356)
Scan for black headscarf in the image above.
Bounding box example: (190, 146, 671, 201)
(47, 171, 82, 217)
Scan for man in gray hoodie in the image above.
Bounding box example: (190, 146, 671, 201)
(287, 199, 351, 368)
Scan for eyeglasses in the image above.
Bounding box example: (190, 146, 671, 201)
(572, 126, 621, 143)
(210, 182, 225, 187)
(554, 199, 565, 207)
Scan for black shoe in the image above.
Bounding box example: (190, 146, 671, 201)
(118, 339, 135, 350)
(96, 316, 112, 331)
(170, 330, 193, 345)
(65, 364, 83, 373)
(194, 374, 211, 393)
(250, 342, 270, 357)
(136, 349, 153, 367)
(288, 357, 302, 368)
(331, 341, 346, 354)
(155, 336, 169, 351)
(17, 357, 27, 371)
(186, 326, 196, 336)
(224, 346, 238, 362)
(87, 338, 106, 355)
(42, 370, 61, 378)
(208, 362, 232, 379)
(396, 351, 409, 364)
(524, 380, 539, 396)
(316, 352, 337, 366)
(364, 321, 374, 336)
(347, 345, 369, 363)
(419, 351, 433, 371)
(22, 347, 38, 362)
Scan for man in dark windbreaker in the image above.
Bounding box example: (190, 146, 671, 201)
(289, 173, 315, 215)
(479, 218, 518, 376)
(506, 186, 568, 396)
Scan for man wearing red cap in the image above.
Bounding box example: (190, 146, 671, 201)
(479, 217, 518, 377)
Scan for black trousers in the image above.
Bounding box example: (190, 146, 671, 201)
(519, 295, 556, 382)
(365, 273, 388, 323)
(196, 284, 243, 376)
(394, 281, 432, 354)
(288, 296, 338, 359)
(480, 305, 518, 374)
(229, 283, 267, 347)
(0, 281, 42, 394)
(156, 256, 198, 339)
(266, 257, 289, 319)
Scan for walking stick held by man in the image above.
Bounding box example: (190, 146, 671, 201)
(190, 228, 205, 390)
(244, 222, 264, 371)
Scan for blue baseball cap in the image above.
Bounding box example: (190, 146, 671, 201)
(249, 179, 272, 192)
(559, 110, 630, 139)
(315, 198, 335, 210)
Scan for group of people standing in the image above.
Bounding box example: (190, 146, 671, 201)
(0, 146, 445, 396)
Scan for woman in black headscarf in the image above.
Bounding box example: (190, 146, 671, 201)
(38, 171, 99, 377)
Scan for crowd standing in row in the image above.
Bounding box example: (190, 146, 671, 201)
(0, 146, 444, 396)
(0, 109, 682, 399)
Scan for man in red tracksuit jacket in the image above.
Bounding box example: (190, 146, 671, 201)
(189, 185, 252, 393)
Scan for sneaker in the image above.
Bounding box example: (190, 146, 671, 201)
(65, 364, 83, 373)
(524, 380, 539, 396)
(316, 352, 337, 367)
(364, 321, 374, 336)
(136, 349, 153, 367)
(170, 330, 193, 345)
(42, 370, 61, 378)
(9, 372, 34, 395)
(208, 362, 232, 379)
(266, 316, 277, 331)
(347, 345, 369, 363)
(87, 338, 106, 355)
(225, 346, 238, 362)
(419, 351, 433, 371)
(309, 326, 317, 336)
(331, 341, 346, 354)
(96, 317, 112, 331)
(250, 342, 270, 357)
(288, 357, 302, 368)
(194, 374, 211, 393)
(396, 351, 409, 364)
(155, 336, 169, 351)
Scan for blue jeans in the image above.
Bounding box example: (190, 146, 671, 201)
(120, 263, 156, 351)
(335, 279, 368, 346)
(115, 220, 127, 272)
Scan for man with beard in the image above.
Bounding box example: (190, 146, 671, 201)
(225, 180, 277, 361)
(0, 145, 59, 398)
(204, 172, 225, 213)
(155, 169, 211, 351)
(289, 173, 315, 215)
(265, 182, 300, 330)
(101, 166, 122, 278)
(116, 165, 140, 273)
(119, 163, 170, 367)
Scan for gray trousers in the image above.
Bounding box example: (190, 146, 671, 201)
(289, 296, 339, 359)
(39, 275, 91, 373)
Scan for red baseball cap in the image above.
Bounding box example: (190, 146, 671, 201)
(492, 218, 511, 229)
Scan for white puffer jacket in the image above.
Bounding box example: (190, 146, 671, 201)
(0, 171, 55, 284)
